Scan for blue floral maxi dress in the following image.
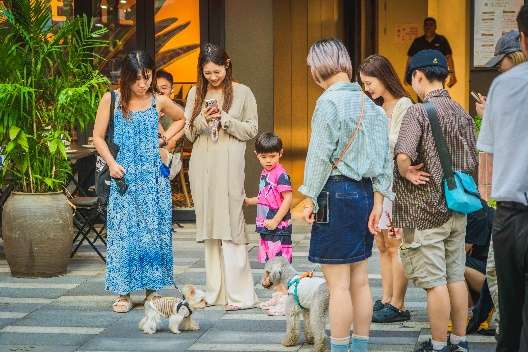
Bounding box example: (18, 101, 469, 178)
(105, 93, 174, 295)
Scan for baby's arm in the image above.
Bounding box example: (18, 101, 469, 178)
(244, 197, 258, 206)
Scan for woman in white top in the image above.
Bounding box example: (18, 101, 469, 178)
(359, 54, 413, 323)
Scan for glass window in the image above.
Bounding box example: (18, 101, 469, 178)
(93, 0, 137, 83)
(154, 0, 200, 104)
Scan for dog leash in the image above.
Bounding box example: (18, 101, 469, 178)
(173, 283, 184, 299)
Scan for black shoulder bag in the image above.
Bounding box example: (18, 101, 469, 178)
(95, 91, 118, 213)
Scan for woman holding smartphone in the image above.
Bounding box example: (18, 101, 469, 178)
(93, 51, 185, 313)
(184, 43, 258, 311)
(300, 39, 393, 352)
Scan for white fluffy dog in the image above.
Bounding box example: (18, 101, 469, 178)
(139, 292, 200, 335)
(262, 256, 329, 352)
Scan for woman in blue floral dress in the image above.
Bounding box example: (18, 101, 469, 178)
(93, 51, 185, 313)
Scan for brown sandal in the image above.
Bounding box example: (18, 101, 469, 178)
(112, 295, 133, 313)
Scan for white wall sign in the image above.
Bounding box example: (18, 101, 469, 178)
(474, 0, 524, 67)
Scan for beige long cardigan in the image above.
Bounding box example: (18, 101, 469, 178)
(184, 83, 258, 244)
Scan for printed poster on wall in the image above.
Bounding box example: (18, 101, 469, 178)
(395, 24, 420, 44)
(474, 0, 524, 67)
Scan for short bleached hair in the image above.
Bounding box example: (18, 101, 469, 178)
(307, 38, 353, 82)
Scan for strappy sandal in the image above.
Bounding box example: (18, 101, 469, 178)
(112, 295, 133, 313)
(225, 304, 255, 311)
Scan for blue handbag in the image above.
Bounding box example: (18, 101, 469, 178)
(424, 102, 482, 214)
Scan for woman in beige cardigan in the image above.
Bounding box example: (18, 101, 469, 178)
(359, 54, 413, 323)
(184, 43, 258, 310)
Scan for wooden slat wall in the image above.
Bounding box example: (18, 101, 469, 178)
(273, 0, 343, 204)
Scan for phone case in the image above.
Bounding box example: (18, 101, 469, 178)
(316, 191, 330, 224)
(114, 177, 128, 195)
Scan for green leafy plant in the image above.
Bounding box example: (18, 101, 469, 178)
(473, 115, 482, 136)
(0, 0, 110, 193)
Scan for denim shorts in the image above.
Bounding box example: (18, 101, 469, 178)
(309, 176, 374, 264)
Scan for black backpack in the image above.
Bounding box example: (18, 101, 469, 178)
(95, 91, 118, 215)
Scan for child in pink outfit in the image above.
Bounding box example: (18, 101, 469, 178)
(245, 132, 293, 315)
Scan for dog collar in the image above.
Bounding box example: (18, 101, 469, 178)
(176, 300, 192, 316)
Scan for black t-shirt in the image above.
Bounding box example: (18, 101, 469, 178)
(407, 34, 453, 57)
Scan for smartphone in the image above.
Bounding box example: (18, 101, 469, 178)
(315, 191, 330, 224)
(114, 177, 128, 195)
(204, 99, 218, 109)
(470, 91, 482, 103)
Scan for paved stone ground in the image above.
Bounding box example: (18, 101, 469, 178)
(0, 224, 497, 352)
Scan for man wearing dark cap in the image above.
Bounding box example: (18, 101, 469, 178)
(406, 17, 457, 87)
(394, 49, 478, 352)
(478, 5, 528, 351)
(475, 30, 525, 116)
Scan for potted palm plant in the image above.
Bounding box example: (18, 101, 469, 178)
(0, 0, 109, 277)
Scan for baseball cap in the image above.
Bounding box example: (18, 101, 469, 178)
(484, 30, 521, 68)
(405, 49, 448, 84)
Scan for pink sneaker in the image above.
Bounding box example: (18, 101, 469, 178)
(259, 292, 282, 310)
(266, 294, 287, 316)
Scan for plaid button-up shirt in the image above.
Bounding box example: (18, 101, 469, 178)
(393, 89, 478, 230)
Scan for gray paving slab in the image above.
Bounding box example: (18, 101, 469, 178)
(195, 329, 307, 345)
(13, 311, 118, 328)
(77, 336, 198, 352)
(0, 333, 92, 347)
(0, 346, 77, 352)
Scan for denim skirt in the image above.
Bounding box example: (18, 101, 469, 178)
(309, 176, 374, 264)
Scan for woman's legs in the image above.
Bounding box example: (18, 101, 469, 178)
(385, 234, 408, 310)
(221, 240, 258, 308)
(321, 264, 353, 338)
(375, 232, 393, 304)
(204, 239, 227, 305)
(350, 260, 372, 337)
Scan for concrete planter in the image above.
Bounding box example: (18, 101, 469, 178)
(2, 192, 73, 277)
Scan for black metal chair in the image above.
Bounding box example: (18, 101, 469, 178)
(64, 188, 107, 262)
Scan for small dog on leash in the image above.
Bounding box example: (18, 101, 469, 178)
(262, 256, 329, 352)
(139, 290, 200, 335)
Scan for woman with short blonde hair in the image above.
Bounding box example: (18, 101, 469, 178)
(301, 38, 393, 352)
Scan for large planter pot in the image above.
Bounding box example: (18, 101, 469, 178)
(2, 192, 73, 277)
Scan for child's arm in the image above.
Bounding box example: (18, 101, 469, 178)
(244, 197, 258, 206)
(264, 191, 293, 230)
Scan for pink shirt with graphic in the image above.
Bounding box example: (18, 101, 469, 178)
(256, 163, 292, 235)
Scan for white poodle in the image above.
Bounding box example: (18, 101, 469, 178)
(262, 256, 330, 352)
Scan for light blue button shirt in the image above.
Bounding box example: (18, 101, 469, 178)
(299, 82, 394, 209)
(477, 62, 528, 205)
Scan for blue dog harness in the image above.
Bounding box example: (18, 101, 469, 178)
(287, 272, 315, 310)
